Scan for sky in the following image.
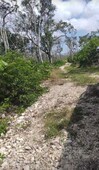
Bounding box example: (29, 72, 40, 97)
(4, 0, 99, 35)
(52, 0, 99, 35)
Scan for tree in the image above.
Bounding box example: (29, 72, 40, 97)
(17, 0, 43, 61)
(79, 33, 90, 48)
(65, 28, 77, 58)
(79, 30, 99, 48)
(41, 17, 76, 62)
(0, 0, 75, 63)
(0, 0, 18, 53)
(40, 1, 56, 62)
(73, 37, 99, 66)
(16, 0, 76, 62)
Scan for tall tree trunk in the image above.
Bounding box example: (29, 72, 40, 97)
(48, 52, 52, 63)
(1, 28, 9, 53)
(38, 16, 43, 63)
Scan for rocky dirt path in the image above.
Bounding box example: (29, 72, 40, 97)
(60, 63, 71, 73)
(0, 65, 86, 170)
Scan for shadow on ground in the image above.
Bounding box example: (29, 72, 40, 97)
(58, 83, 99, 170)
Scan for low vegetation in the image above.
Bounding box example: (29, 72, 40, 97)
(64, 65, 99, 86)
(0, 153, 5, 165)
(68, 37, 99, 67)
(47, 60, 67, 85)
(0, 45, 99, 138)
(0, 51, 51, 115)
(44, 108, 72, 139)
(52, 59, 66, 68)
(48, 68, 63, 84)
(0, 118, 8, 136)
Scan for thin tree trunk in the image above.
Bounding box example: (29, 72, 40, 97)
(48, 52, 53, 63)
(1, 28, 9, 53)
(38, 16, 43, 63)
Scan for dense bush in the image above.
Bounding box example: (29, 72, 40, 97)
(0, 51, 51, 113)
(69, 37, 99, 67)
(30, 60, 51, 81)
(0, 59, 8, 71)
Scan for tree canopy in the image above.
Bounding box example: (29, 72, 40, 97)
(0, 0, 77, 62)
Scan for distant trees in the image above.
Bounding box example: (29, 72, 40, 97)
(0, 0, 77, 62)
(65, 26, 77, 58)
(16, 0, 76, 62)
(79, 30, 99, 48)
(0, 0, 18, 53)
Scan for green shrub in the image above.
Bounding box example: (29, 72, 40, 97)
(70, 37, 99, 67)
(52, 59, 66, 67)
(0, 51, 51, 113)
(0, 99, 11, 113)
(0, 118, 8, 136)
(0, 59, 8, 71)
(30, 60, 52, 81)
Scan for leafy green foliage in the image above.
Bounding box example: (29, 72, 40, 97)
(0, 153, 5, 160)
(70, 37, 99, 67)
(52, 59, 66, 67)
(0, 51, 51, 113)
(0, 59, 8, 71)
(0, 99, 11, 114)
(0, 118, 8, 136)
(30, 60, 52, 81)
(0, 153, 5, 165)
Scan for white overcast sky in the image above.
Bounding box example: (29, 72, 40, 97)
(52, 0, 99, 34)
(5, 0, 99, 35)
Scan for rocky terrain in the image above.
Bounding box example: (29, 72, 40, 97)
(0, 65, 99, 170)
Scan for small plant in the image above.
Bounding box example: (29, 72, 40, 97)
(0, 153, 5, 160)
(0, 99, 11, 114)
(0, 118, 9, 136)
(0, 153, 5, 165)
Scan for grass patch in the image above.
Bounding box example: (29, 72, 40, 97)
(52, 59, 66, 67)
(64, 65, 99, 86)
(44, 108, 72, 139)
(0, 118, 9, 136)
(48, 66, 68, 86)
(50, 68, 63, 80)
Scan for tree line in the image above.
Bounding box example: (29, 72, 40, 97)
(0, 0, 78, 62)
